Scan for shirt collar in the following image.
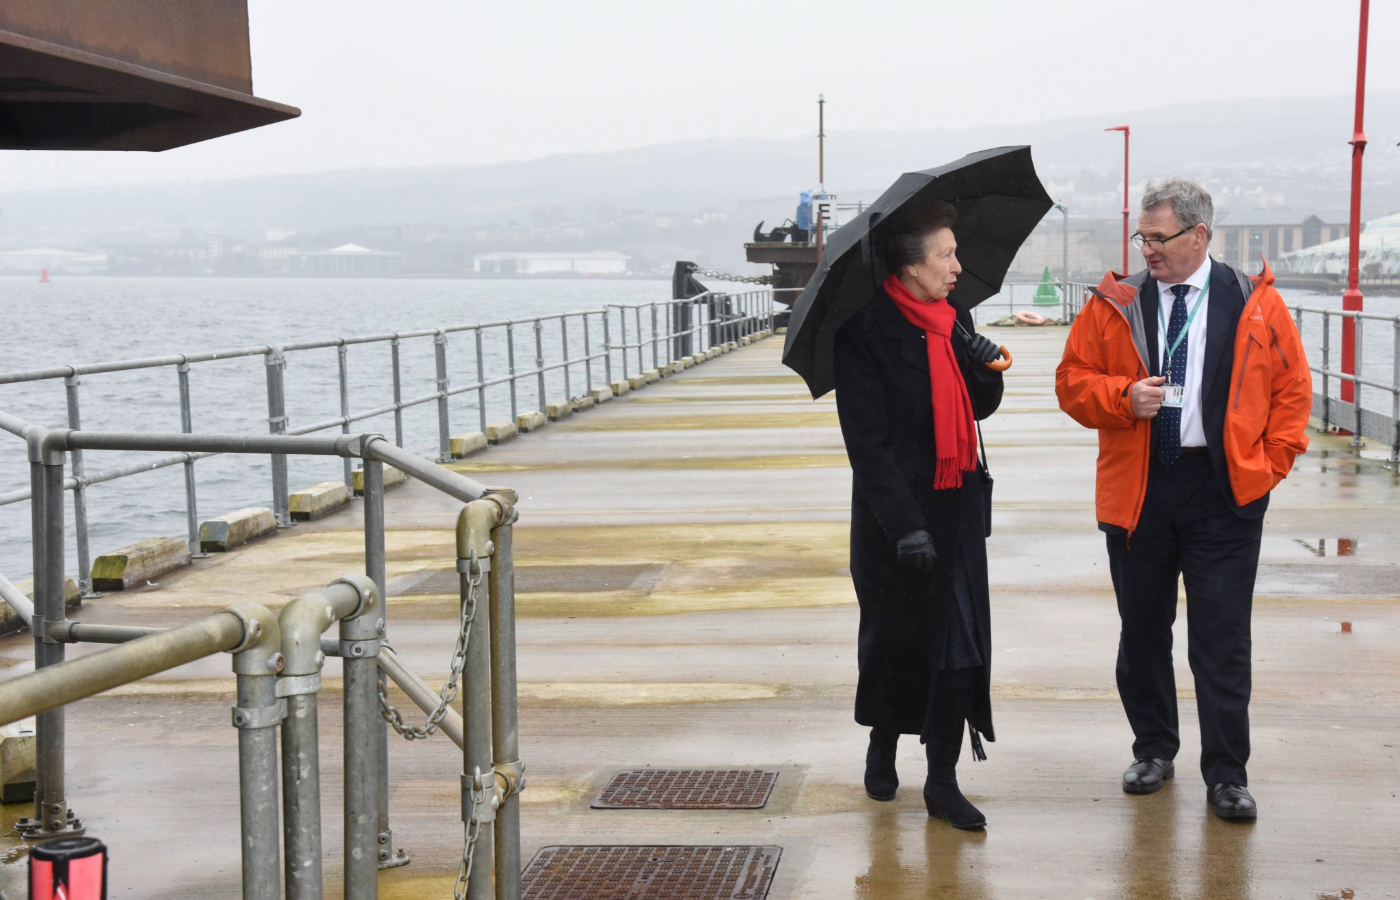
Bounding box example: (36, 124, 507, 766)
(1161, 256, 1212, 293)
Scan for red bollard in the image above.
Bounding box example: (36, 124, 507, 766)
(29, 836, 107, 900)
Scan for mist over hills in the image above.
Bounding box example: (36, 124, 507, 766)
(3, 92, 1398, 272)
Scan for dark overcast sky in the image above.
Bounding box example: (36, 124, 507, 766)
(5, 0, 1395, 191)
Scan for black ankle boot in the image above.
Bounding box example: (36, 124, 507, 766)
(864, 727, 899, 800)
(923, 671, 986, 829)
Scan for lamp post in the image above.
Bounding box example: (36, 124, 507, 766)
(1054, 202, 1070, 282)
(1341, 0, 1369, 407)
(1105, 125, 1130, 274)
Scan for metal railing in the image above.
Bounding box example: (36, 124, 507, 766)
(0, 409, 523, 899)
(969, 280, 1096, 325)
(1292, 305, 1400, 461)
(0, 290, 774, 595)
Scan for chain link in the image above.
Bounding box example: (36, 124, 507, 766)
(686, 263, 772, 285)
(379, 552, 483, 740)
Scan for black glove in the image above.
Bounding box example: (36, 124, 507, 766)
(963, 331, 1002, 364)
(895, 529, 938, 573)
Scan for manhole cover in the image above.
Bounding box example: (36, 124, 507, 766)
(521, 845, 781, 900)
(592, 769, 778, 810)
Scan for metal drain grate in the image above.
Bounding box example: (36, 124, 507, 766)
(521, 845, 781, 900)
(592, 769, 778, 810)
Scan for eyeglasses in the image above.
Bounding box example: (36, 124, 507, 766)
(1130, 228, 1190, 250)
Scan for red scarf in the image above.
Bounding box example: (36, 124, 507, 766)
(883, 274, 977, 490)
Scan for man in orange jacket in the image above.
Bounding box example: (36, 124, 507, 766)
(1056, 178, 1311, 820)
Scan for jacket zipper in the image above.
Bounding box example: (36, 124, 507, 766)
(1095, 292, 1152, 538)
(1233, 334, 1260, 409)
(1269, 325, 1290, 369)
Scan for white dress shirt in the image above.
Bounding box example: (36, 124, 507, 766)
(1154, 255, 1211, 448)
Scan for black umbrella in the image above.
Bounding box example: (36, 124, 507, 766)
(782, 145, 1053, 398)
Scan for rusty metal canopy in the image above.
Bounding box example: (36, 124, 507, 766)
(0, 0, 298, 151)
(522, 846, 782, 900)
(592, 770, 779, 810)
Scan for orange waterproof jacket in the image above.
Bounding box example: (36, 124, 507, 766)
(1055, 260, 1312, 532)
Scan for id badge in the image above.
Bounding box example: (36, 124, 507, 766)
(1161, 383, 1185, 408)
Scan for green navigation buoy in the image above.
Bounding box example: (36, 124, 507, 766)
(1032, 267, 1061, 306)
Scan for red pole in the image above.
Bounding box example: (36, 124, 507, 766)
(1341, 0, 1369, 405)
(1106, 126, 1130, 274)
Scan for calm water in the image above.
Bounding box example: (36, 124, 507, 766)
(0, 276, 670, 580)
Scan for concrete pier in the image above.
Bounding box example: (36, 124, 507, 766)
(1, 327, 1397, 898)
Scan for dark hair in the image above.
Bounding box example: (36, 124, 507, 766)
(876, 200, 958, 272)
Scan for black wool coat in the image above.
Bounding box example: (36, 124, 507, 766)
(833, 288, 1004, 743)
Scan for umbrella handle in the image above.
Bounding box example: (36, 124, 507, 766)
(985, 346, 1012, 372)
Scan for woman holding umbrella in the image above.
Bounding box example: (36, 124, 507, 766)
(833, 199, 1005, 829)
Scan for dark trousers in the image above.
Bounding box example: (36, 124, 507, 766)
(1105, 452, 1262, 785)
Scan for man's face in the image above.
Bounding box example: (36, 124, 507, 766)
(1137, 205, 1209, 283)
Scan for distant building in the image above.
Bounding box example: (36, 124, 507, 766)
(1279, 212, 1400, 277)
(0, 247, 109, 274)
(292, 243, 402, 275)
(1209, 209, 1349, 270)
(471, 251, 630, 275)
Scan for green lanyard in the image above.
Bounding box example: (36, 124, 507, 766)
(1157, 271, 1210, 380)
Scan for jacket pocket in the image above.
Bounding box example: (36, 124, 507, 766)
(1233, 332, 1264, 410)
(1269, 325, 1291, 369)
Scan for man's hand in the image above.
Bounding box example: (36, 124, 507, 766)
(895, 529, 937, 573)
(1131, 376, 1167, 419)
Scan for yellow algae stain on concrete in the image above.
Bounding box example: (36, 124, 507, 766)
(668, 375, 807, 386)
(567, 411, 840, 431)
(626, 393, 834, 404)
(517, 681, 784, 707)
(446, 452, 848, 475)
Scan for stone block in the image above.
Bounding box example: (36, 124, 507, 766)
(352, 464, 407, 496)
(450, 431, 488, 458)
(681, 356, 696, 368)
(741, 335, 752, 346)
(627, 375, 646, 390)
(517, 410, 546, 432)
(288, 482, 350, 522)
(657, 364, 673, 378)
(776, 326, 788, 335)
(546, 401, 573, 421)
(1, 577, 80, 637)
(485, 421, 517, 444)
(610, 380, 630, 397)
(590, 386, 613, 404)
(725, 341, 738, 351)
(92, 537, 192, 591)
(705, 348, 719, 360)
(643, 369, 660, 384)
(571, 395, 596, 412)
(0, 718, 36, 804)
(198, 507, 276, 553)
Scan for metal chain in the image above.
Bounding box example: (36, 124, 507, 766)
(379, 552, 483, 740)
(686, 263, 772, 285)
(454, 767, 488, 900)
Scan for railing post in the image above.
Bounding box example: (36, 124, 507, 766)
(561, 316, 572, 400)
(650, 303, 659, 369)
(435, 330, 452, 463)
(63, 373, 98, 596)
(488, 496, 522, 900)
(618, 309, 628, 380)
(462, 524, 495, 900)
(265, 347, 291, 528)
(1352, 316, 1365, 447)
(1391, 316, 1399, 463)
(176, 361, 208, 561)
(1322, 311, 1332, 432)
(603, 311, 613, 385)
(533, 318, 546, 413)
(476, 327, 488, 434)
(363, 458, 409, 870)
(507, 323, 518, 421)
(233, 640, 284, 900)
(635, 307, 644, 373)
(391, 335, 405, 448)
(583, 313, 593, 394)
(280, 668, 324, 900)
(342, 579, 383, 900)
(339, 343, 354, 488)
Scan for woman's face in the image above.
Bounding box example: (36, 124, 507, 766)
(902, 227, 961, 301)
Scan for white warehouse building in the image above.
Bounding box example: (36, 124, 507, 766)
(472, 251, 630, 275)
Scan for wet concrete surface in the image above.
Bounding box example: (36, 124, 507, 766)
(1, 328, 1398, 898)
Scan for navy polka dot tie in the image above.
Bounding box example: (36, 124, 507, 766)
(1157, 284, 1190, 465)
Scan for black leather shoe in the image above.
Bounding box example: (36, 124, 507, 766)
(924, 779, 987, 829)
(864, 728, 899, 801)
(1207, 783, 1257, 820)
(1122, 757, 1174, 794)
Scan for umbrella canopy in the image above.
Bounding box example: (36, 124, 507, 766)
(782, 145, 1052, 398)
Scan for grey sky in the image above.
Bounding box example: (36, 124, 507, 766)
(5, 0, 1396, 192)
